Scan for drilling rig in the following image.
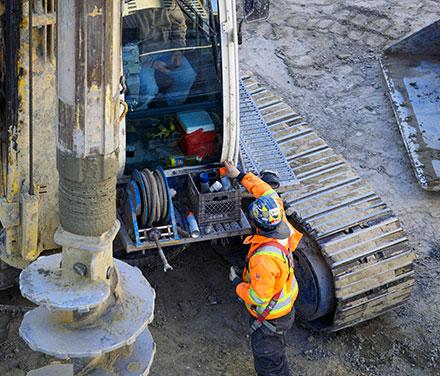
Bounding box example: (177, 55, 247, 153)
(0, 0, 415, 373)
(3, 1, 155, 375)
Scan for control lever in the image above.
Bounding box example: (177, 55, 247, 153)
(148, 228, 173, 272)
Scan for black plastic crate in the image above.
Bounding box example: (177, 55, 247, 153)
(187, 173, 241, 226)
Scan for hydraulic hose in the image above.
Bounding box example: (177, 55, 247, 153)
(135, 168, 170, 227)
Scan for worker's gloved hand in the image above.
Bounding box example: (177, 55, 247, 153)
(229, 266, 238, 281)
(223, 161, 241, 179)
(229, 266, 242, 288)
(260, 169, 280, 189)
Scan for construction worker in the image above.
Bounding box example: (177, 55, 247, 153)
(223, 161, 302, 376)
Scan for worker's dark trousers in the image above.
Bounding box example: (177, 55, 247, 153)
(249, 309, 295, 376)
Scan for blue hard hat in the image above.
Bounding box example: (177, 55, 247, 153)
(248, 195, 283, 230)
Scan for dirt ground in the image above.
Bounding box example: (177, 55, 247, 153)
(2, 1, 440, 375)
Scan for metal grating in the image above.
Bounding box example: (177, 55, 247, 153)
(239, 80, 298, 186)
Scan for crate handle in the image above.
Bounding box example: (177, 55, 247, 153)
(212, 195, 229, 202)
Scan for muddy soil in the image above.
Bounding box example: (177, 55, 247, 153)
(2, 1, 440, 375)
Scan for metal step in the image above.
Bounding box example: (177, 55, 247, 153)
(241, 74, 415, 332)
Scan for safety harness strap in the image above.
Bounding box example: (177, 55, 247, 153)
(250, 319, 284, 335)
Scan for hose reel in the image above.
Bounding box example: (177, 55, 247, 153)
(127, 168, 174, 271)
(132, 168, 170, 228)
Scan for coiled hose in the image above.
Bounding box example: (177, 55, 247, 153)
(133, 168, 170, 228)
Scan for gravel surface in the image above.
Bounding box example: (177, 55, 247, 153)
(1, 1, 440, 375)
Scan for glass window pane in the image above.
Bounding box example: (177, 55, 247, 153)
(122, 0, 223, 172)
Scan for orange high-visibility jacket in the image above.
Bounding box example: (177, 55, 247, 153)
(236, 173, 303, 320)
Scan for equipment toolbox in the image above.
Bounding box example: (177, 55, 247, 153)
(117, 166, 251, 252)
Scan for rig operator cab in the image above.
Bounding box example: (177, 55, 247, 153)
(115, 0, 270, 262)
(121, 0, 236, 170)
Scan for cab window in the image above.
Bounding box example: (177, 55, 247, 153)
(122, 0, 222, 172)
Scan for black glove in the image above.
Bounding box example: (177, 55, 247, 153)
(260, 169, 280, 189)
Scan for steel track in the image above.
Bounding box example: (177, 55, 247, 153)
(241, 74, 415, 331)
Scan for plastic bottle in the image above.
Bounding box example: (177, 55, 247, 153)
(186, 212, 200, 238)
(209, 181, 223, 192)
(199, 172, 210, 193)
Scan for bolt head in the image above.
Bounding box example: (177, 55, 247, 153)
(73, 263, 87, 277)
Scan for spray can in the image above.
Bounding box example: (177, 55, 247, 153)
(186, 211, 200, 238)
(219, 167, 231, 191)
(220, 176, 230, 191)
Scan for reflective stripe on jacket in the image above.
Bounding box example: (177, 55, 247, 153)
(235, 173, 303, 320)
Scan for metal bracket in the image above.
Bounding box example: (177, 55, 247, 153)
(20, 192, 39, 262)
